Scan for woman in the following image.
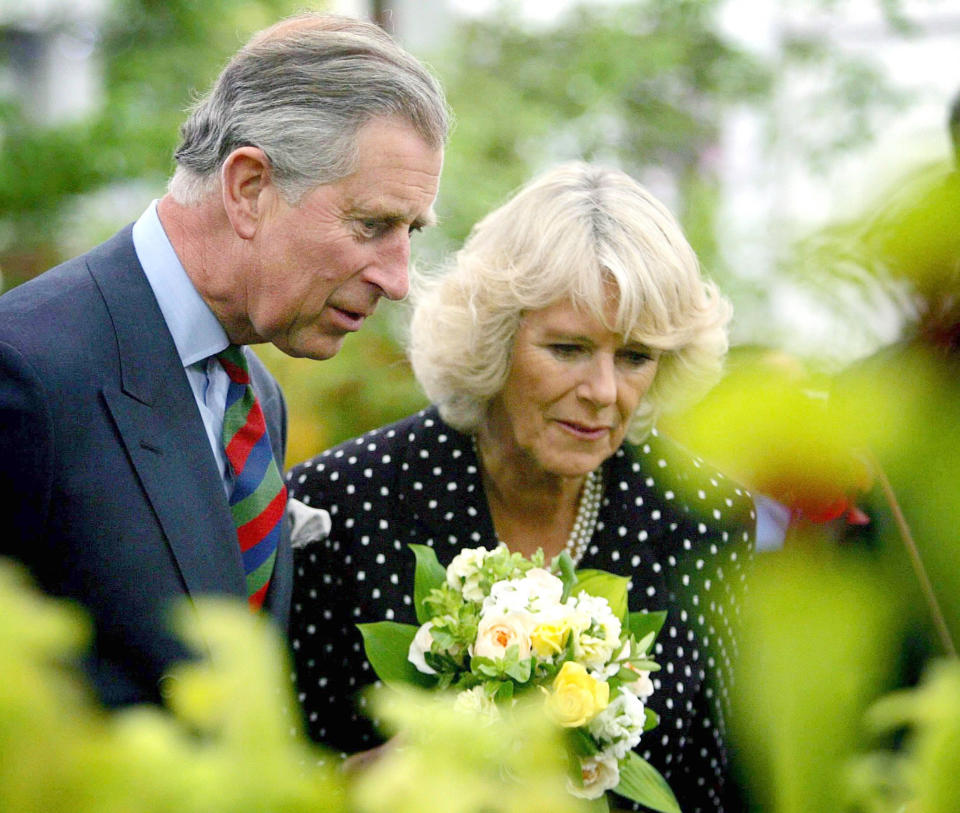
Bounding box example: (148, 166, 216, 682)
(287, 163, 755, 812)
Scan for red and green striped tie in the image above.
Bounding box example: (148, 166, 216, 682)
(217, 345, 286, 611)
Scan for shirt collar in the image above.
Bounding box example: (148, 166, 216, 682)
(132, 199, 229, 367)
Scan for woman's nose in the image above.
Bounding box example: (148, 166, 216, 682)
(578, 354, 618, 405)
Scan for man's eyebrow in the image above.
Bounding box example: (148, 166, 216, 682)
(349, 207, 438, 229)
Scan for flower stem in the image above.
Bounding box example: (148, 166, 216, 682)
(868, 451, 957, 658)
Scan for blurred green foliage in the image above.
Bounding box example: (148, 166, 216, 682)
(781, 162, 960, 360)
(351, 688, 591, 813)
(730, 546, 906, 813)
(727, 537, 960, 813)
(854, 659, 960, 813)
(0, 557, 601, 813)
(664, 162, 960, 810)
(0, 560, 345, 813)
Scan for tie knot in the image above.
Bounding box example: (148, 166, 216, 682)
(217, 345, 250, 384)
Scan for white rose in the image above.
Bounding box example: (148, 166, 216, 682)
(408, 621, 438, 675)
(588, 687, 647, 759)
(567, 752, 620, 799)
(483, 578, 532, 614)
(483, 568, 565, 616)
(570, 594, 622, 669)
(447, 547, 490, 602)
(472, 609, 535, 661)
(520, 568, 564, 610)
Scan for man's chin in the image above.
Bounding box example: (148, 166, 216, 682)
(273, 334, 346, 361)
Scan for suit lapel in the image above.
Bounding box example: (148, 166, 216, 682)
(90, 229, 245, 599)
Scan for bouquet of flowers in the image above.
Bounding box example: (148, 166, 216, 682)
(359, 544, 680, 813)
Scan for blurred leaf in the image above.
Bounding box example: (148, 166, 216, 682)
(729, 547, 906, 813)
(350, 687, 591, 813)
(857, 658, 960, 813)
(664, 348, 886, 523)
(0, 561, 345, 813)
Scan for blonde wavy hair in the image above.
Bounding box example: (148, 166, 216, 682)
(408, 162, 732, 442)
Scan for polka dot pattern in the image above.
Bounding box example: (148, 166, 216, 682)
(286, 406, 755, 812)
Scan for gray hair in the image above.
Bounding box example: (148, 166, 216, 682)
(408, 162, 732, 442)
(168, 13, 450, 205)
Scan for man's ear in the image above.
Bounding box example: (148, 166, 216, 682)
(221, 146, 275, 239)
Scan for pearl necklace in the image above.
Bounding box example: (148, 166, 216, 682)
(471, 437, 603, 566)
(566, 467, 603, 566)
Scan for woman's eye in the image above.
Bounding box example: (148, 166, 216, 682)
(620, 349, 653, 367)
(548, 343, 583, 358)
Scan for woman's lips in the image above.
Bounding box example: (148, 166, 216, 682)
(557, 420, 610, 440)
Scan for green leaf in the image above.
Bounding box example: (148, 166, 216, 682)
(635, 631, 656, 655)
(493, 680, 514, 703)
(644, 707, 660, 732)
(628, 610, 667, 642)
(505, 658, 532, 683)
(615, 751, 681, 813)
(474, 658, 501, 679)
(572, 570, 629, 622)
(358, 622, 435, 689)
(568, 726, 600, 757)
(410, 544, 447, 624)
(554, 551, 578, 601)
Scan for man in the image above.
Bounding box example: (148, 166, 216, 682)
(0, 13, 448, 707)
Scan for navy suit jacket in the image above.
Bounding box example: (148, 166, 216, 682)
(0, 226, 292, 706)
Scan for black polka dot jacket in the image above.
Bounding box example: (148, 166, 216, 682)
(286, 406, 755, 812)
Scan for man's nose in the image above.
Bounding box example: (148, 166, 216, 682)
(367, 230, 411, 301)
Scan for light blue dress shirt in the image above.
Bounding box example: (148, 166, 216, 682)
(131, 200, 232, 493)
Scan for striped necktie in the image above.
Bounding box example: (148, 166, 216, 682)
(217, 345, 286, 611)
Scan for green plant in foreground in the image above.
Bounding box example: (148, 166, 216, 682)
(0, 560, 343, 813)
(849, 658, 960, 813)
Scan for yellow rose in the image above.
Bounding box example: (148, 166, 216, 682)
(546, 661, 609, 727)
(530, 619, 571, 658)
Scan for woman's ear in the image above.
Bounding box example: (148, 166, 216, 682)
(220, 146, 275, 240)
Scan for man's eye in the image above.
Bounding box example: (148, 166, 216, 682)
(408, 223, 424, 235)
(355, 219, 384, 239)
